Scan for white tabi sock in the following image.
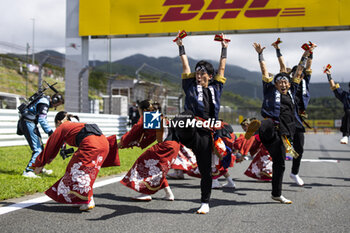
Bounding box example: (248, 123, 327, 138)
(197, 203, 209, 214)
(223, 175, 236, 188)
(164, 186, 174, 201)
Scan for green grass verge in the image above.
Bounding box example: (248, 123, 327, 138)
(0, 144, 145, 200)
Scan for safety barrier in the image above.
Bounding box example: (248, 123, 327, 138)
(0, 109, 128, 147)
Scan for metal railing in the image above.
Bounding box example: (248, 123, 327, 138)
(0, 109, 128, 147)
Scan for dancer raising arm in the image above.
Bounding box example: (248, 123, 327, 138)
(247, 42, 313, 204)
(271, 39, 316, 186)
(174, 32, 229, 214)
(324, 67, 350, 144)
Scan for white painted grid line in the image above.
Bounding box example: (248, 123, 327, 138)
(0, 175, 123, 216)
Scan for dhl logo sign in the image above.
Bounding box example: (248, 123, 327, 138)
(79, 0, 350, 37)
(139, 0, 305, 24)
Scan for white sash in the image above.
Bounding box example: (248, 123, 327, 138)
(197, 85, 216, 105)
(275, 90, 281, 103)
(208, 86, 216, 104)
(302, 79, 307, 95)
(197, 85, 203, 101)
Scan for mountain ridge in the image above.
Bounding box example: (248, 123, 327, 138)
(5, 50, 342, 98)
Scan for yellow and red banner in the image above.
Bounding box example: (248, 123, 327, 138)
(313, 120, 334, 128)
(79, 0, 350, 37)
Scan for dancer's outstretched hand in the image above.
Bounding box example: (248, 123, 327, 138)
(253, 43, 266, 54)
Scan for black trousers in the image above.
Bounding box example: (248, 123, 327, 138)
(174, 111, 213, 203)
(259, 119, 285, 197)
(291, 129, 305, 175)
(189, 128, 213, 203)
(340, 109, 350, 137)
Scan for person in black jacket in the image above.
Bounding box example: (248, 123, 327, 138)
(174, 33, 229, 214)
(271, 40, 316, 186)
(325, 68, 350, 144)
(247, 42, 315, 204)
(128, 101, 140, 127)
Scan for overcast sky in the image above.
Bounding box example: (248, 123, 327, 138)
(1, 0, 350, 83)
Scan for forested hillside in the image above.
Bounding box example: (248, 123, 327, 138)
(1, 51, 345, 120)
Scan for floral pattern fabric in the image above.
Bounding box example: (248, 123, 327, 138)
(121, 141, 180, 195)
(48, 155, 105, 204)
(32, 121, 110, 205)
(171, 144, 201, 178)
(244, 146, 273, 181)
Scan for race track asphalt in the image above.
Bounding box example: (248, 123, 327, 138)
(1, 133, 349, 233)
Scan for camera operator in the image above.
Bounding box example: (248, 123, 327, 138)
(19, 92, 64, 178)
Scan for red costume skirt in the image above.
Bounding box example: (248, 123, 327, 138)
(171, 144, 201, 178)
(121, 140, 180, 195)
(244, 149, 272, 181)
(45, 136, 109, 204)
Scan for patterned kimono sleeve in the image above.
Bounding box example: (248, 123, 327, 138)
(249, 138, 260, 156)
(240, 137, 256, 156)
(233, 134, 245, 151)
(102, 135, 120, 167)
(120, 117, 144, 148)
(120, 116, 156, 149)
(139, 130, 157, 149)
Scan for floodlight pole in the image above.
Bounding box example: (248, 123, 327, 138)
(38, 56, 49, 92)
(31, 18, 35, 65)
(26, 43, 30, 98)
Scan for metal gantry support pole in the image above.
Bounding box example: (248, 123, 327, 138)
(65, 0, 90, 113)
(78, 66, 89, 112)
(108, 37, 112, 114)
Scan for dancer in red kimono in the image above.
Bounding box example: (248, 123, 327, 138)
(118, 101, 156, 150)
(168, 144, 201, 179)
(120, 127, 180, 201)
(235, 118, 273, 181)
(211, 121, 237, 189)
(233, 135, 255, 161)
(33, 111, 119, 211)
(119, 100, 180, 201)
(243, 134, 272, 181)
